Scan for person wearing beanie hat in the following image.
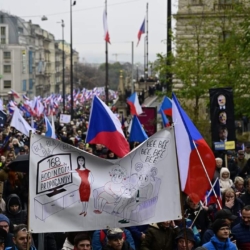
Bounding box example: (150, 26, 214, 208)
(202, 219, 236, 250)
(202, 209, 237, 244)
(0, 214, 15, 248)
(175, 228, 195, 250)
(103, 228, 133, 250)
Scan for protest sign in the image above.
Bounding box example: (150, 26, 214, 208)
(29, 129, 182, 233)
(59, 114, 71, 124)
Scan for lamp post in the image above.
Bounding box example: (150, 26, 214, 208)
(70, 0, 76, 118)
(61, 20, 65, 113)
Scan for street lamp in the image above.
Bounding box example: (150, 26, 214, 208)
(58, 20, 65, 113)
(70, 0, 76, 118)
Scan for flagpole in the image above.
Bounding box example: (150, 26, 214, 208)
(192, 140, 222, 209)
(146, 2, 149, 80)
(172, 126, 190, 250)
(131, 41, 134, 93)
(105, 0, 109, 105)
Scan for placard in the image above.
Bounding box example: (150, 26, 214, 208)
(59, 114, 71, 124)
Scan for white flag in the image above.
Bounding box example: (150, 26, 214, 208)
(0, 99, 3, 111)
(10, 107, 35, 137)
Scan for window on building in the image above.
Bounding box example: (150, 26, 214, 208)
(0, 38, 6, 44)
(0, 27, 5, 36)
(18, 27, 24, 34)
(0, 16, 4, 23)
(220, 31, 232, 42)
(3, 80, 11, 89)
(3, 65, 11, 73)
(22, 80, 26, 91)
(3, 52, 11, 60)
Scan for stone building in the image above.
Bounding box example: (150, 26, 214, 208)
(0, 11, 79, 100)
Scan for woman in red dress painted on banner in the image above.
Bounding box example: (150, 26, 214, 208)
(74, 156, 94, 216)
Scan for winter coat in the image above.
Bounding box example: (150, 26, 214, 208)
(202, 235, 237, 250)
(223, 198, 244, 226)
(140, 223, 179, 250)
(128, 225, 148, 249)
(4, 194, 27, 225)
(92, 229, 135, 250)
(219, 168, 233, 193)
(103, 241, 133, 250)
(184, 204, 210, 237)
(232, 221, 250, 250)
(239, 191, 250, 206)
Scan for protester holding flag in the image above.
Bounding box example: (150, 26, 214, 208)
(184, 197, 210, 238)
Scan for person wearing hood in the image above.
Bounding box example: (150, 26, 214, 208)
(140, 221, 179, 250)
(5, 194, 27, 226)
(219, 168, 233, 193)
(175, 228, 196, 250)
(202, 219, 237, 250)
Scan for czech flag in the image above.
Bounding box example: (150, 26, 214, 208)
(205, 178, 222, 210)
(159, 96, 172, 116)
(159, 108, 169, 127)
(127, 93, 143, 116)
(137, 18, 145, 46)
(103, 9, 110, 44)
(86, 96, 129, 158)
(10, 90, 20, 99)
(129, 116, 148, 143)
(172, 94, 216, 203)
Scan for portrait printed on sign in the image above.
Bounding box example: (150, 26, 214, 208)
(209, 88, 236, 145)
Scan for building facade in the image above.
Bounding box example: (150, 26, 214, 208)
(0, 12, 79, 100)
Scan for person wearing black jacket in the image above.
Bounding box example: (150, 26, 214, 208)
(103, 228, 133, 250)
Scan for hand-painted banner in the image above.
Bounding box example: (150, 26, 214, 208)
(29, 129, 182, 233)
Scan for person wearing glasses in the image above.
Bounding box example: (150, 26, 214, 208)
(232, 205, 250, 250)
(6, 224, 36, 250)
(74, 234, 92, 250)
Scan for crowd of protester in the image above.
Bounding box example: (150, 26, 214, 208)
(0, 108, 249, 250)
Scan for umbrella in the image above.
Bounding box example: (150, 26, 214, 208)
(8, 154, 29, 174)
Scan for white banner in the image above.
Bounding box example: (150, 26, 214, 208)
(29, 129, 182, 233)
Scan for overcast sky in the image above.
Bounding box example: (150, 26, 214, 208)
(0, 0, 178, 64)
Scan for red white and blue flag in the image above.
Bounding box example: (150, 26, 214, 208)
(128, 115, 148, 143)
(159, 108, 170, 127)
(127, 93, 143, 116)
(172, 94, 216, 203)
(10, 90, 20, 99)
(205, 178, 222, 210)
(86, 96, 129, 157)
(159, 96, 172, 116)
(103, 9, 111, 44)
(137, 18, 145, 46)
